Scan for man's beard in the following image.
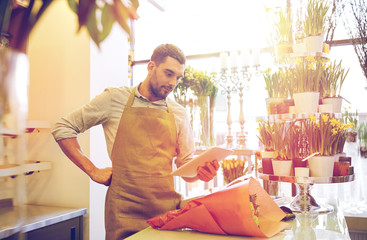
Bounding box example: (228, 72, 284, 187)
(150, 83, 172, 100)
(149, 72, 173, 100)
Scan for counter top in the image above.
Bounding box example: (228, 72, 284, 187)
(0, 204, 87, 239)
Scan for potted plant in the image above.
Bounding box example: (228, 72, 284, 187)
(271, 120, 293, 177)
(303, 0, 329, 52)
(285, 120, 307, 174)
(320, 60, 349, 113)
(304, 114, 342, 177)
(257, 119, 275, 174)
(292, 56, 323, 113)
(0, 0, 139, 130)
(341, 107, 358, 142)
(262, 67, 290, 115)
(274, 10, 293, 56)
(358, 122, 367, 158)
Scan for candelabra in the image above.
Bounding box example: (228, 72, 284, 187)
(218, 51, 260, 149)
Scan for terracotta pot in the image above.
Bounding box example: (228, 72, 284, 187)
(261, 151, 275, 175)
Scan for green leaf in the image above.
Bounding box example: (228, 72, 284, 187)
(67, 0, 78, 14)
(86, 5, 100, 47)
(99, 4, 115, 42)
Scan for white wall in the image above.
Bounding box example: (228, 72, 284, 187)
(28, 1, 131, 239)
(28, 1, 91, 239)
(89, 25, 130, 240)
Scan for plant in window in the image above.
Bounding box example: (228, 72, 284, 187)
(357, 122, 367, 157)
(341, 107, 359, 142)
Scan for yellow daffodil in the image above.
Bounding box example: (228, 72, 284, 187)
(309, 114, 317, 123)
(306, 56, 316, 63)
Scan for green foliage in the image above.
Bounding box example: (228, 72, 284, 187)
(0, 0, 139, 51)
(256, 120, 274, 151)
(173, 66, 218, 104)
(358, 122, 367, 147)
(341, 107, 358, 130)
(293, 56, 323, 93)
(321, 59, 349, 97)
(275, 10, 293, 44)
(303, 0, 330, 36)
(262, 67, 289, 98)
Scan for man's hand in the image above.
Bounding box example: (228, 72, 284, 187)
(197, 160, 220, 182)
(90, 167, 113, 186)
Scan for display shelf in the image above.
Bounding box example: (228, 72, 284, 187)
(279, 51, 330, 59)
(259, 173, 354, 214)
(264, 112, 342, 122)
(259, 173, 354, 184)
(0, 161, 52, 178)
(0, 120, 51, 137)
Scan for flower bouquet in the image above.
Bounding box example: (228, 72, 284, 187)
(221, 158, 245, 184)
(147, 178, 289, 238)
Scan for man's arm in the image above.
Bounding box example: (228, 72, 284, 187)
(57, 137, 112, 186)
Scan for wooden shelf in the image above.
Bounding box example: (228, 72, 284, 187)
(0, 161, 52, 178)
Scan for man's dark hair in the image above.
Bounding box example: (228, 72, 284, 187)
(150, 44, 186, 66)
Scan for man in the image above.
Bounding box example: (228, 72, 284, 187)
(52, 43, 220, 239)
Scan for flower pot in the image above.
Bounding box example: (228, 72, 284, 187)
(346, 131, 357, 143)
(308, 155, 336, 177)
(304, 35, 323, 52)
(294, 167, 310, 177)
(318, 104, 333, 113)
(293, 92, 320, 113)
(265, 98, 285, 115)
(360, 146, 367, 158)
(292, 42, 307, 54)
(261, 151, 275, 175)
(322, 97, 343, 113)
(322, 43, 330, 54)
(272, 160, 292, 176)
(333, 161, 350, 176)
(276, 44, 292, 56)
(292, 158, 307, 175)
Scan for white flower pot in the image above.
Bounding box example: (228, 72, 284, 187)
(293, 92, 320, 114)
(318, 104, 333, 113)
(322, 97, 343, 113)
(292, 42, 307, 54)
(304, 35, 323, 52)
(272, 160, 292, 176)
(308, 155, 335, 177)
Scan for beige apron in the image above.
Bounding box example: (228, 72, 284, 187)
(105, 87, 182, 239)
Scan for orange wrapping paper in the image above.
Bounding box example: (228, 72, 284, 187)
(147, 178, 288, 238)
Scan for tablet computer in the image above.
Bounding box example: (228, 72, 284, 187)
(171, 146, 234, 177)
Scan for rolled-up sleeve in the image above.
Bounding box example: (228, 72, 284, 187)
(52, 89, 112, 142)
